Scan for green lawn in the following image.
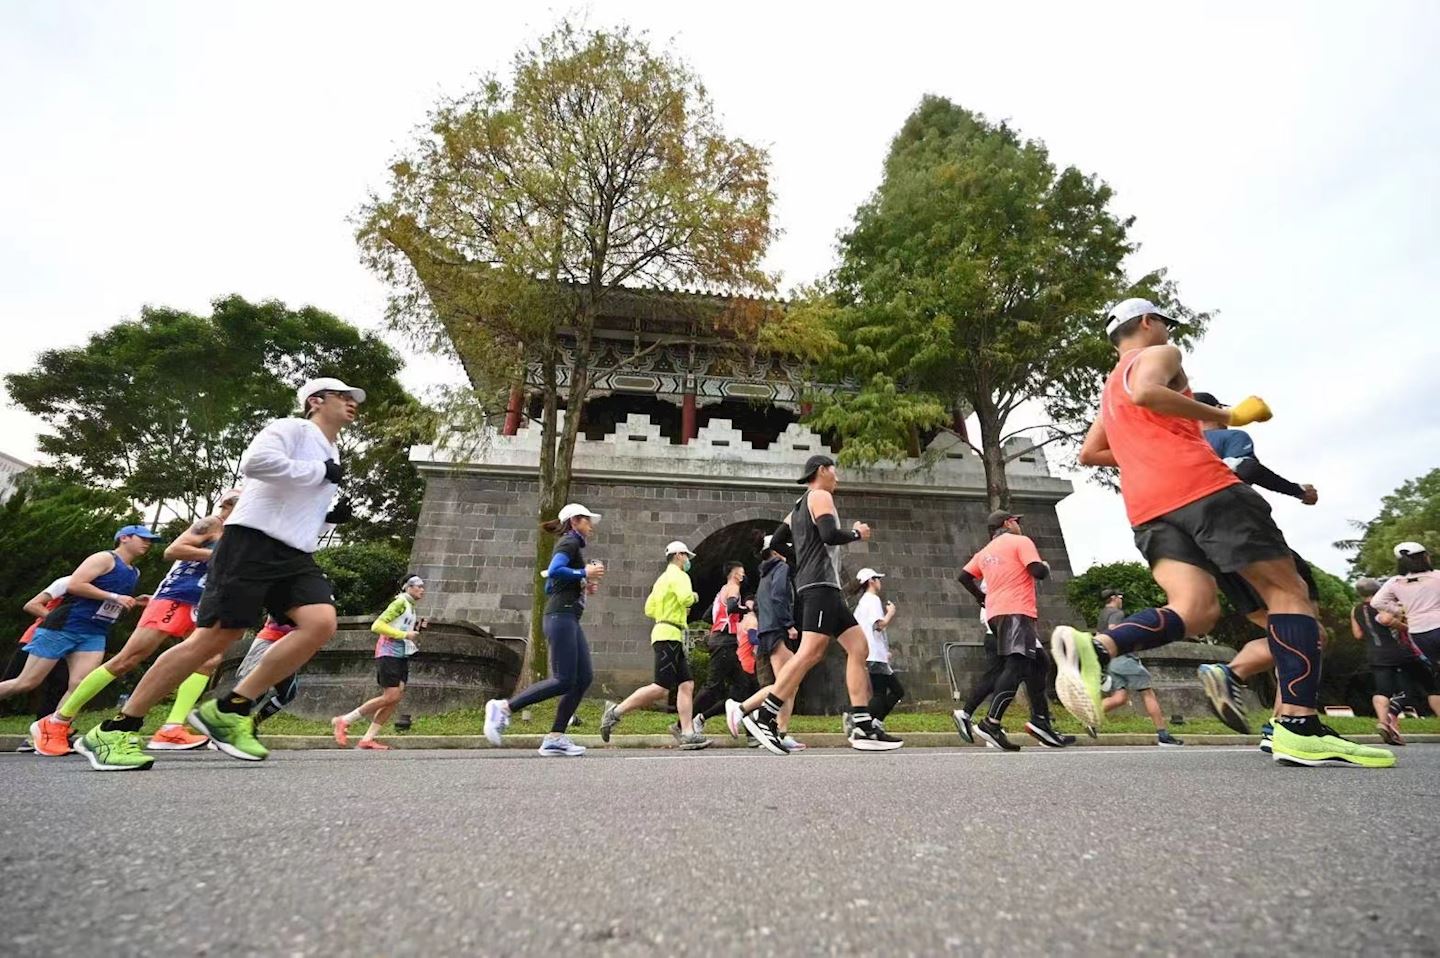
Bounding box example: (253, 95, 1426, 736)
(5, 699, 1438, 739)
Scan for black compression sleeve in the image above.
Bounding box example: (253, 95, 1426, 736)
(770, 522, 793, 552)
(815, 512, 859, 546)
(1234, 457, 1305, 498)
(957, 570, 985, 605)
(1027, 561, 1050, 580)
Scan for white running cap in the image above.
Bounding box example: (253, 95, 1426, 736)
(558, 503, 601, 523)
(762, 535, 773, 551)
(297, 377, 366, 411)
(856, 567, 885, 584)
(665, 540, 694, 557)
(1104, 298, 1184, 338)
(1394, 541, 1428, 558)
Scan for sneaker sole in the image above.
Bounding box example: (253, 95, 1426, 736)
(1259, 740, 1272, 753)
(679, 740, 712, 751)
(1157, 742, 1185, 748)
(1024, 722, 1065, 748)
(188, 709, 265, 762)
(1050, 627, 1100, 736)
(599, 703, 618, 743)
(145, 739, 210, 751)
(1198, 667, 1250, 734)
(973, 725, 1019, 752)
(952, 710, 974, 744)
(536, 747, 586, 757)
(740, 713, 789, 755)
(74, 736, 153, 772)
(848, 737, 904, 752)
(1272, 750, 1395, 768)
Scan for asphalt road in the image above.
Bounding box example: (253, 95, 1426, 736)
(3, 745, 1438, 957)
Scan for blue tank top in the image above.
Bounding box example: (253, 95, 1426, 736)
(41, 552, 141, 635)
(155, 554, 211, 605)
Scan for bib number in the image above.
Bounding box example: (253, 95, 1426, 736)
(96, 598, 124, 622)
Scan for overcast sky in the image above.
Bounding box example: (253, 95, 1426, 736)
(3, 1, 1437, 577)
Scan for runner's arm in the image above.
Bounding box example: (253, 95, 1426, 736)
(1078, 417, 1117, 468)
(371, 597, 410, 638)
(1370, 579, 1403, 617)
(165, 515, 220, 562)
(22, 589, 55, 618)
(1129, 347, 1232, 425)
(239, 421, 329, 486)
(808, 490, 864, 544)
(1351, 609, 1363, 640)
(64, 552, 122, 602)
(957, 570, 985, 606)
(1232, 457, 1307, 499)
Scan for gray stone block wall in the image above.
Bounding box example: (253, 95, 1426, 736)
(408, 470, 1079, 705)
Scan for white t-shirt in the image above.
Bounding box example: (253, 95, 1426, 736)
(228, 418, 340, 553)
(855, 592, 889, 663)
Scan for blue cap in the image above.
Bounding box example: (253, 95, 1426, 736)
(114, 524, 161, 542)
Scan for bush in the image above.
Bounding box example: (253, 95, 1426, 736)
(315, 542, 410, 616)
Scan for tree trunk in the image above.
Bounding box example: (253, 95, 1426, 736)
(974, 400, 1011, 513)
(522, 345, 561, 689)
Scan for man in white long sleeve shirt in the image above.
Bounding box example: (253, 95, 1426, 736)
(79, 378, 363, 771)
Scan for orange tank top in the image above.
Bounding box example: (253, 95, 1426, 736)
(1102, 349, 1239, 527)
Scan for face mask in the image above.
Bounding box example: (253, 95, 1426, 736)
(682, 559, 692, 573)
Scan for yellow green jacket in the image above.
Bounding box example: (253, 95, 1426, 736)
(645, 563, 697, 644)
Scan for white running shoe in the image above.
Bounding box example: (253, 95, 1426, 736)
(691, 714, 705, 737)
(483, 699, 510, 747)
(537, 735, 586, 757)
(780, 735, 807, 751)
(724, 699, 744, 739)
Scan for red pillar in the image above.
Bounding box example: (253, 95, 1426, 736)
(681, 389, 697, 444)
(502, 385, 523, 436)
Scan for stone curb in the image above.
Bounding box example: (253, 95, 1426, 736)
(5, 732, 1436, 752)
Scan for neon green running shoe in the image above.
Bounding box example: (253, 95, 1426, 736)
(1271, 723, 1396, 768)
(75, 726, 155, 772)
(1051, 626, 1104, 737)
(188, 700, 268, 762)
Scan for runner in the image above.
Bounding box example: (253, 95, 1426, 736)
(599, 541, 709, 750)
(33, 489, 242, 756)
(1353, 577, 1439, 746)
(76, 377, 362, 771)
(0, 526, 158, 754)
(236, 617, 300, 730)
(483, 503, 604, 756)
(1058, 297, 1392, 767)
(753, 535, 805, 750)
(736, 596, 761, 707)
(724, 454, 902, 754)
(1372, 542, 1440, 661)
(332, 575, 427, 751)
(690, 561, 747, 732)
(3, 575, 72, 751)
(850, 568, 903, 728)
(1096, 589, 1183, 747)
(957, 511, 1066, 751)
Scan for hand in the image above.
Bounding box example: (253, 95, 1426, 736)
(853, 521, 872, 541)
(133, 594, 151, 608)
(885, 601, 896, 616)
(418, 617, 429, 631)
(111, 594, 137, 611)
(586, 560, 606, 582)
(1300, 484, 1318, 506)
(325, 498, 354, 524)
(1227, 396, 1273, 427)
(787, 627, 798, 641)
(323, 459, 345, 485)
(406, 630, 421, 641)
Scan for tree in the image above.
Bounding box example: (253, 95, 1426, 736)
(4, 295, 428, 547)
(357, 20, 777, 677)
(315, 543, 411, 617)
(1338, 467, 1440, 577)
(811, 97, 1208, 509)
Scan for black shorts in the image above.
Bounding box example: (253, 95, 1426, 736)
(194, 525, 335, 630)
(1133, 484, 1292, 577)
(1216, 550, 1320, 617)
(797, 587, 858, 638)
(988, 614, 1040, 658)
(755, 629, 788, 656)
(377, 657, 409, 689)
(1412, 628, 1440, 662)
(1372, 661, 1439, 698)
(651, 640, 692, 690)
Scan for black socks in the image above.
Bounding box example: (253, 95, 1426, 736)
(1276, 714, 1323, 736)
(100, 714, 144, 733)
(217, 693, 255, 716)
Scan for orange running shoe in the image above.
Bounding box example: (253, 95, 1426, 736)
(331, 716, 350, 747)
(31, 716, 74, 757)
(356, 739, 390, 750)
(146, 724, 210, 751)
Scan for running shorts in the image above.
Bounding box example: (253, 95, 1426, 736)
(376, 656, 409, 689)
(651, 639, 692, 690)
(1132, 484, 1292, 576)
(1411, 628, 1440, 663)
(25, 627, 106, 659)
(755, 629, 788, 656)
(137, 598, 197, 638)
(1107, 654, 1153, 691)
(988, 613, 1040, 658)
(194, 525, 334, 630)
(797, 587, 858, 638)
(1373, 661, 1439, 698)
(1215, 550, 1319, 618)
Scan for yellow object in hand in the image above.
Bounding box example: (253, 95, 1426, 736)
(1228, 396, 1273, 427)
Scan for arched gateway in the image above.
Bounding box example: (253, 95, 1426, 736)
(405, 286, 1073, 706)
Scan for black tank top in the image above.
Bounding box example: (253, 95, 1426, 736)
(791, 491, 840, 593)
(1355, 602, 1409, 667)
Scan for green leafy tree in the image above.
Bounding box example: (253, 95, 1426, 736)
(812, 97, 1209, 508)
(4, 295, 427, 547)
(1338, 467, 1440, 576)
(315, 543, 411, 617)
(357, 20, 777, 678)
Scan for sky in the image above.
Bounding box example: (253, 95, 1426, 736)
(2, 1, 1437, 577)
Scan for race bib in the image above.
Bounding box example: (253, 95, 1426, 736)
(95, 598, 125, 622)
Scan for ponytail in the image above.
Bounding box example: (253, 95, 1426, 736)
(541, 518, 570, 535)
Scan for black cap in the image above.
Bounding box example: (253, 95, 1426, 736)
(1101, 588, 1123, 600)
(797, 454, 836, 484)
(987, 510, 1022, 531)
(1192, 392, 1221, 408)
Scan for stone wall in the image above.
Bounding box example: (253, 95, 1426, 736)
(408, 471, 1077, 705)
